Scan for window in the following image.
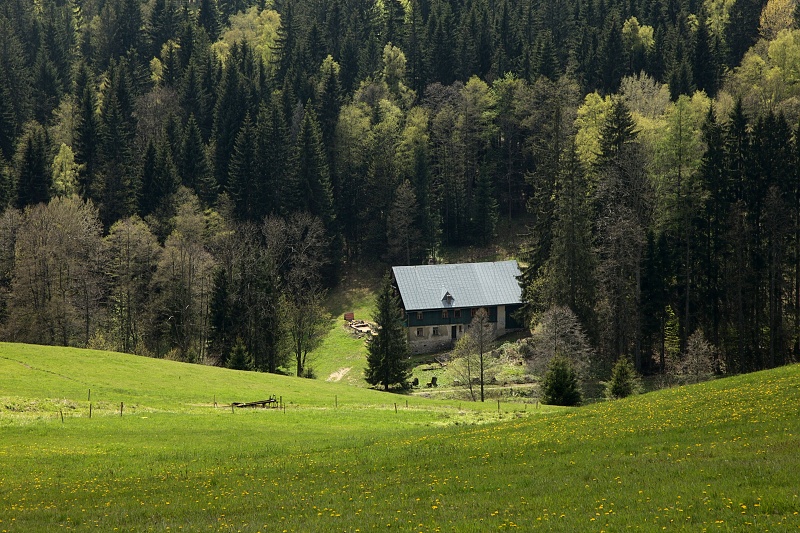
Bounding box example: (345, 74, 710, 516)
(442, 310, 449, 319)
(432, 326, 439, 336)
(470, 308, 477, 317)
(454, 309, 461, 318)
(416, 328, 424, 337)
(416, 311, 423, 321)
(458, 325, 463, 333)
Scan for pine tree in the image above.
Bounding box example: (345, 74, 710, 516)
(211, 64, 244, 193)
(365, 273, 411, 390)
(607, 356, 637, 398)
(693, 14, 719, 97)
(73, 65, 100, 199)
(255, 95, 289, 217)
(470, 167, 498, 246)
(227, 338, 252, 370)
(227, 114, 258, 221)
(179, 114, 216, 204)
(31, 44, 63, 124)
(209, 267, 234, 366)
(541, 355, 582, 406)
(197, 0, 221, 42)
(98, 80, 137, 227)
(597, 13, 624, 94)
(289, 105, 335, 228)
(148, 0, 179, 58)
(14, 122, 52, 208)
(0, 79, 16, 161)
(384, 0, 407, 47)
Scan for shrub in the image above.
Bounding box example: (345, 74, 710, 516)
(606, 357, 638, 399)
(541, 355, 582, 406)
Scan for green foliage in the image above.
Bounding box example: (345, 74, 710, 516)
(606, 357, 638, 399)
(365, 274, 411, 390)
(541, 355, 582, 406)
(226, 338, 252, 370)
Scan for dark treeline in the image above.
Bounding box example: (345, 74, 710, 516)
(0, 0, 797, 376)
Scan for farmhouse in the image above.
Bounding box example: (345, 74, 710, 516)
(392, 260, 524, 353)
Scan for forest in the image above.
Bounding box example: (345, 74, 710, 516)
(0, 0, 797, 376)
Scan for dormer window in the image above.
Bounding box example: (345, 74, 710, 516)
(442, 290, 454, 306)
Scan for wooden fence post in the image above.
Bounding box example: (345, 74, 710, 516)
(89, 403, 92, 419)
(120, 402, 123, 417)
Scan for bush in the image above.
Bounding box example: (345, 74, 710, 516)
(541, 355, 582, 406)
(606, 357, 638, 399)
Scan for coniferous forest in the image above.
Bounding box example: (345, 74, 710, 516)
(0, 0, 798, 376)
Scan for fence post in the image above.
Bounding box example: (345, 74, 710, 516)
(120, 402, 123, 417)
(89, 403, 92, 419)
(60, 409, 64, 423)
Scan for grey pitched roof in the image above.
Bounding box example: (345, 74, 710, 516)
(392, 260, 522, 311)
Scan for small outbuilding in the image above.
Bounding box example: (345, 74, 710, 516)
(392, 260, 524, 354)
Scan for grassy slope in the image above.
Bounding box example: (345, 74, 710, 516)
(2, 344, 799, 531)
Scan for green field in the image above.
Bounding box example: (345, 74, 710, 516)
(1, 343, 799, 532)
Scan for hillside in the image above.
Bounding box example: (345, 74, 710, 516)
(1, 343, 798, 531)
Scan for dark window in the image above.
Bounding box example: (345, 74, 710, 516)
(454, 309, 461, 318)
(416, 328, 424, 337)
(416, 311, 423, 320)
(432, 326, 439, 336)
(442, 310, 449, 319)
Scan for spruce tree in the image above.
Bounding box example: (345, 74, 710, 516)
(365, 273, 411, 390)
(0, 80, 15, 161)
(197, 0, 221, 42)
(180, 114, 216, 204)
(227, 114, 258, 221)
(607, 357, 637, 399)
(209, 267, 234, 366)
(14, 122, 52, 209)
(289, 105, 335, 227)
(255, 96, 289, 217)
(211, 64, 244, 192)
(74, 66, 100, 199)
(541, 355, 582, 406)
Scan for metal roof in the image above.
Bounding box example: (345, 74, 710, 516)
(392, 260, 522, 311)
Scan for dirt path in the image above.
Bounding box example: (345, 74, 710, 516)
(327, 367, 351, 382)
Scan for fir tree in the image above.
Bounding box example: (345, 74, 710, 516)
(209, 267, 234, 366)
(211, 64, 244, 192)
(73, 66, 100, 199)
(365, 273, 411, 390)
(180, 114, 216, 204)
(227, 114, 258, 221)
(541, 355, 582, 406)
(289, 105, 335, 228)
(14, 122, 52, 209)
(607, 356, 637, 398)
(227, 338, 252, 370)
(197, 0, 221, 42)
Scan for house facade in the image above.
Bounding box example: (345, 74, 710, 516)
(392, 260, 524, 354)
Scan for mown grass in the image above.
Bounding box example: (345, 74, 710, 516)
(305, 264, 381, 386)
(1, 343, 799, 532)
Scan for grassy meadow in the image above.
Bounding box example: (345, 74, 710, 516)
(1, 343, 799, 532)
